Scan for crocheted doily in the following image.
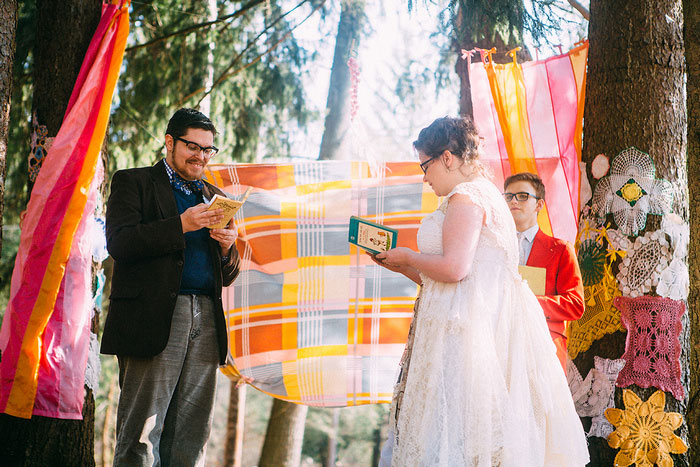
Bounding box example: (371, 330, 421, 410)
(591, 147, 673, 236)
(567, 359, 614, 418)
(568, 275, 624, 359)
(656, 214, 689, 300)
(606, 389, 687, 467)
(568, 222, 626, 359)
(614, 295, 685, 400)
(615, 230, 671, 297)
(587, 357, 626, 439)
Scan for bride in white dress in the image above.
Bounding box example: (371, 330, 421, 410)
(373, 117, 589, 466)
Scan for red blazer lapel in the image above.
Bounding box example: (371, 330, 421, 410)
(526, 230, 556, 268)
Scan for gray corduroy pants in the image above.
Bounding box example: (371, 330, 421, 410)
(113, 295, 219, 467)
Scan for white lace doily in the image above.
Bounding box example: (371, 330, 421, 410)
(605, 228, 633, 253)
(567, 361, 615, 418)
(591, 147, 674, 236)
(588, 356, 626, 439)
(656, 214, 690, 300)
(577, 206, 603, 244)
(662, 213, 689, 256)
(84, 332, 101, 392)
(616, 230, 671, 297)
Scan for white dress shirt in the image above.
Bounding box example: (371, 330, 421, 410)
(517, 224, 540, 265)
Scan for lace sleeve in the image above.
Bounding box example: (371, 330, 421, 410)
(442, 181, 492, 226)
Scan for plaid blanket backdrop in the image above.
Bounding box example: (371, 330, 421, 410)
(206, 161, 438, 406)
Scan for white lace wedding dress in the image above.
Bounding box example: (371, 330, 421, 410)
(391, 179, 589, 466)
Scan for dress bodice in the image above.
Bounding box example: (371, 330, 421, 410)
(416, 178, 520, 280)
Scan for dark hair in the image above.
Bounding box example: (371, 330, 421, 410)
(504, 172, 546, 199)
(413, 116, 480, 162)
(165, 108, 217, 139)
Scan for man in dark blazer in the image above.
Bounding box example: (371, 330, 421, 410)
(102, 108, 241, 466)
(504, 172, 584, 374)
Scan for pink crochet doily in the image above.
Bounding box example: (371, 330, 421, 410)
(614, 296, 685, 400)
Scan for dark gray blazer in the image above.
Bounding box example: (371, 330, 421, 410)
(100, 159, 240, 364)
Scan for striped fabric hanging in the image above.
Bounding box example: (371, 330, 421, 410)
(0, 1, 129, 419)
(468, 41, 589, 243)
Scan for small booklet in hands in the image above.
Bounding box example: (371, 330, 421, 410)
(518, 265, 546, 295)
(206, 186, 252, 229)
(348, 216, 398, 255)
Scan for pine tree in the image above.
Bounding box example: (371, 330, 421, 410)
(580, 0, 688, 464)
(0, 2, 102, 464)
(682, 0, 699, 463)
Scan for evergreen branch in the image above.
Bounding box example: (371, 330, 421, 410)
(185, 0, 324, 107)
(565, 0, 590, 21)
(125, 0, 268, 53)
(177, 0, 310, 105)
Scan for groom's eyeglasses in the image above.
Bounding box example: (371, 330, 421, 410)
(174, 136, 219, 158)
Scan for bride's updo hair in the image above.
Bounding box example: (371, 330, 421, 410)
(413, 116, 489, 177)
(413, 117, 479, 161)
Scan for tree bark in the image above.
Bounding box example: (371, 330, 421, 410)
(580, 0, 687, 464)
(33, 0, 101, 134)
(318, 0, 365, 160)
(0, 0, 18, 259)
(453, 1, 530, 119)
(325, 408, 340, 467)
(0, 0, 101, 464)
(258, 399, 308, 467)
(0, 389, 96, 466)
(683, 0, 699, 464)
(223, 383, 246, 467)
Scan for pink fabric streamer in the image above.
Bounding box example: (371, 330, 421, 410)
(468, 44, 588, 243)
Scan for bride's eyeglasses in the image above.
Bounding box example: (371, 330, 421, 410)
(419, 157, 438, 174)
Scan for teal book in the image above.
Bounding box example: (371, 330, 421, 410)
(348, 216, 398, 255)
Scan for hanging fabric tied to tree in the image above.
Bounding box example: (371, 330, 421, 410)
(0, 0, 130, 420)
(466, 41, 589, 244)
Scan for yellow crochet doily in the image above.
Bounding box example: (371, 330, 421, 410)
(605, 389, 687, 467)
(567, 274, 624, 359)
(568, 222, 627, 359)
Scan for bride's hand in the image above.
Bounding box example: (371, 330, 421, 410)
(374, 247, 413, 269)
(367, 251, 404, 273)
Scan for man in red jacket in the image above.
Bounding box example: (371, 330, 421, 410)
(503, 172, 584, 373)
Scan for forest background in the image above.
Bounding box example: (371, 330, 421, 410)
(0, 0, 698, 466)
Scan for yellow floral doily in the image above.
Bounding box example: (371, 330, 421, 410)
(605, 389, 687, 467)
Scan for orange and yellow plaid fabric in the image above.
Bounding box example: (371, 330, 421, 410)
(205, 161, 438, 406)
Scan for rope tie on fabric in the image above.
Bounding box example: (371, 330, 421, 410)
(507, 47, 521, 64)
(474, 47, 496, 66)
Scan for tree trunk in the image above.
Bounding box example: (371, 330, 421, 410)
(223, 384, 246, 467)
(370, 422, 382, 467)
(0, 389, 96, 466)
(683, 0, 699, 464)
(325, 408, 340, 467)
(33, 0, 101, 134)
(0, 0, 18, 258)
(318, 0, 365, 160)
(0, 0, 101, 464)
(580, 0, 687, 464)
(258, 398, 308, 467)
(453, 2, 530, 119)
